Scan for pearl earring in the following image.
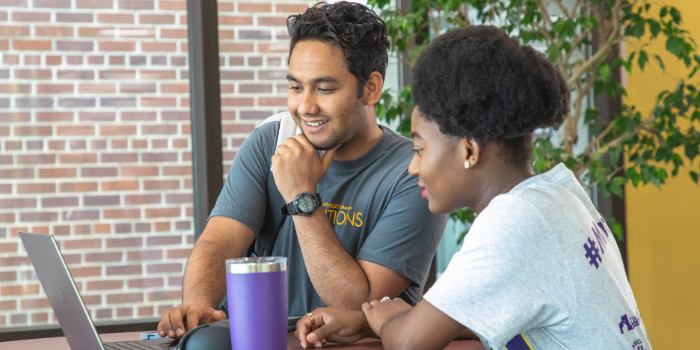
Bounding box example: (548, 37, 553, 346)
(464, 161, 471, 169)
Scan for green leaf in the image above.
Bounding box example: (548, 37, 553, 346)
(670, 7, 682, 24)
(691, 171, 699, 184)
(634, 23, 645, 38)
(599, 64, 612, 80)
(648, 20, 661, 37)
(654, 54, 665, 70)
(660, 6, 668, 18)
(666, 37, 687, 58)
(638, 50, 648, 70)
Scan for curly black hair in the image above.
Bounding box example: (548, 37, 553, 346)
(412, 25, 570, 165)
(287, 1, 390, 98)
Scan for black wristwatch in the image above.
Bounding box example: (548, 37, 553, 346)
(281, 192, 323, 216)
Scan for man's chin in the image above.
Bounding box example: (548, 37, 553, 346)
(308, 140, 340, 151)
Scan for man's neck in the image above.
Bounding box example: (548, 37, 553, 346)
(333, 120, 384, 162)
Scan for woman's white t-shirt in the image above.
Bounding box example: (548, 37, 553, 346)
(424, 164, 652, 350)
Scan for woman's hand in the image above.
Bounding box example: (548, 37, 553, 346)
(295, 308, 372, 349)
(361, 298, 412, 337)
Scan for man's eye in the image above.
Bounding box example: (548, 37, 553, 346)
(289, 86, 302, 91)
(412, 149, 422, 155)
(318, 88, 335, 93)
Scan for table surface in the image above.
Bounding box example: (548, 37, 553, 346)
(1, 331, 486, 350)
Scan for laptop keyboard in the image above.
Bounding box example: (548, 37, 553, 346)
(104, 341, 171, 350)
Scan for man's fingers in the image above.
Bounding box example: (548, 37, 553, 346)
(320, 145, 340, 173)
(213, 310, 227, 321)
(158, 310, 171, 337)
(185, 307, 203, 335)
(295, 316, 314, 349)
(169, 305, 189, 338)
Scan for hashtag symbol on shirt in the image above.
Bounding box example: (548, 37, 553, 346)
(584, 238, 602, 269)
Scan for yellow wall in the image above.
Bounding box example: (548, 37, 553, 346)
(625, 0, 700, 347)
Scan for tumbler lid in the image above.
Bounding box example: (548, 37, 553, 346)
(226, 257, 288, 274)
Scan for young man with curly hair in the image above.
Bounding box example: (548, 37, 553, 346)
(156, 1, 447, 339)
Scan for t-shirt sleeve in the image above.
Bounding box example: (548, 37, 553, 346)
(356, 171, 448, 290)
(423, 195, 575, 349)
(208, 122, 278, 234)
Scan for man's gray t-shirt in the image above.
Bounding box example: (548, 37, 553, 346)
(210, 119, 447, 317)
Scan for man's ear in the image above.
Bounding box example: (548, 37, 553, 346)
(363, 71, 384, 105)
(460, 138, 481, 168)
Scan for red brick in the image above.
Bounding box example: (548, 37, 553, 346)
(120, 83, 155, 93)
(119, 0, 153, 9)
(102, 181, 139, 191)
(148, 290, 182, 302)
(60, 182, 98, 192)
(17, 154, 54, 165)
(142, 152, 177, 162)
(124, 194, 160, 205)
(36, 84, 72, 94)
(54, 225, 70, 235)
(107, 265, 142, 275)
(0, 40, 6, 50)
(1, 285, 40, 296)
(42, 197, 79, 207)
(122, 166, 158, 176)
(32, 313, 48, 323)
(165, 193, 192, 204)
(100, 125, 136, 135)
(63, 210, 99, 221)
(276, 3, 308, 13)
(62, 238, 101, 250)
(0, 26, 30, 36)
(138, 306, 154, 316)
(160, 83, 188, 94)
(106, 237, 142, 248)
(139, 14, 174, 24)
(45, 55, 61, 65)
(102, 153, 138, 163)
(70, 266, 102, 278)
(258, 16, 287, 26)
(222, 124, 255, 134)
(128, 277, 163, 288)
(34, 0, 71, 8)
(152, 139, 167, 148)
(108, 293, 142, 304)
(39, 168, 76, 178)
(147, 235, 181, 245)
(78, 27, 112, 37)
(222, 97, 254, 107)
(219, 16, 253, 25)
(81, 167, 118, 177)
(13, 40, 52, 51)
(111, 139, 127, 149)
(117, 307, 133, 318)
(141, 42, 176, 52)
(140, 70, 176, 79)
(0, 256, 31, 266)
(219, 43, 254, 52)
(85, 252, 122, 262)
(81, 112, 115, 121)
(219, 30, 234, 40)
(132, 140, 148, 148)
(145, 208, 180, 218)
(142, 97, 177, 107)
(143, 125, 178, 134)
(144, 180, 178, 190)
(146, 263, 181, 274)
(79, 84, 116, 93)
(0, 271, 17, 282)
(153, 222, 169, 231)
(167, 248, 192, 259)
(98, 13, 133, 23)
(76, 0, 113, 8)
(56, 125, 94, 136)
(104, 209, 140, 219)
(127, 250, 162, 261)
(99, 70, 135, 79)
(99, 41, 135, 51)
(84, 195, 119, 206)
(0, 112, 31, 122)
(21, 298, 51, 309)
(13, 12, 51, 22)
(0, 242, 17, 253)
(93, 223, 110, 233)
(159, 0, 184, 10)
(20, 211, 58, 222)
(56, 69, 94, 80)
(172, 139, 188, 148)
(34, 26, 73, 38)
(17, 183, 53, 194)
(160, 28, 187, 39)
(59, 153, 97, 164)
(87, 280, 123, 290)
(15, 126, 52, 136)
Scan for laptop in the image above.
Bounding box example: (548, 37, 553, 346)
(19, 231, 178, 350)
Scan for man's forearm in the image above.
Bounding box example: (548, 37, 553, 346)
(182, 239, 230, 307)
(293, 211, 370, 310)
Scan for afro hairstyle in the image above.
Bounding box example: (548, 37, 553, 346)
(411, 25, 571, 165)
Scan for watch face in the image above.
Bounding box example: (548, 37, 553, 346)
(297, 195, 315, 213)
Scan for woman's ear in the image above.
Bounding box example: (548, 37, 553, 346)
(460, 138, 480, 168)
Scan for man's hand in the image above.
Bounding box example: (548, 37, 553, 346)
(361, 298, 412, 337)
(295, 308, 373, 349)
(271, 134, 339, 202)
(157, 304, 227, 339)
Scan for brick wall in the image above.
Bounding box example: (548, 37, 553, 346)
(0, 0, 311, 328)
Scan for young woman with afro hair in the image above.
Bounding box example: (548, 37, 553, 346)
(294, 25, 652, 350)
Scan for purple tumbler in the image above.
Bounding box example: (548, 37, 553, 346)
(226, 257, 288, 349)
